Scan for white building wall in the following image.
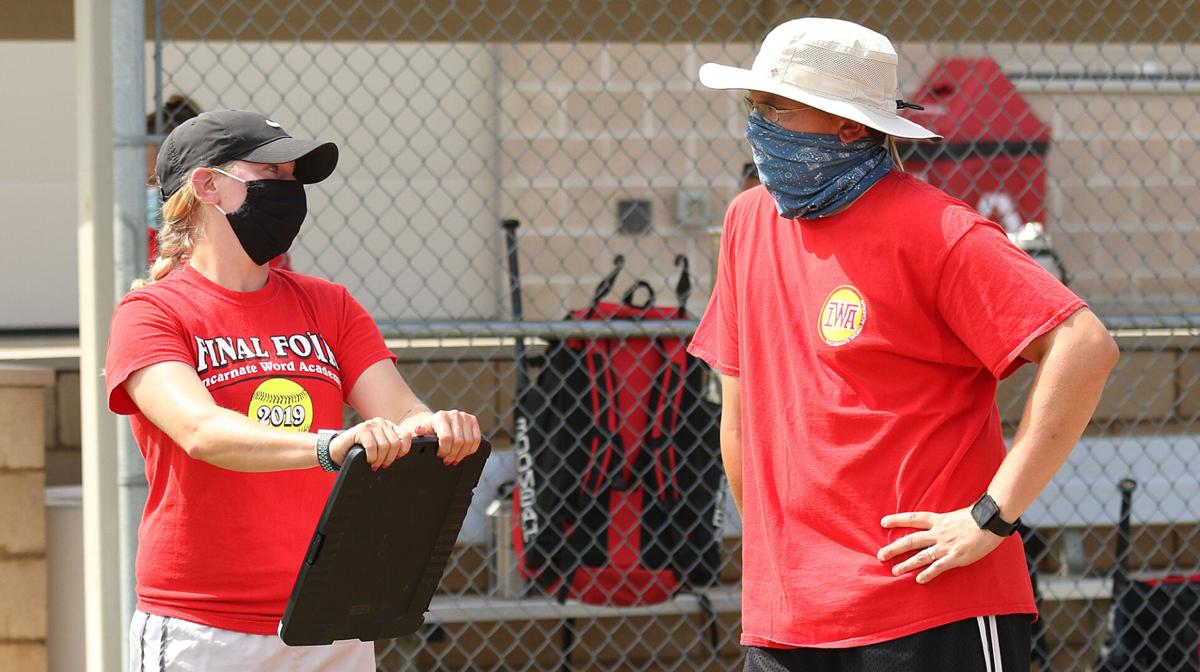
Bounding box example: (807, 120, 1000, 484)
(0, 42, 79, 329)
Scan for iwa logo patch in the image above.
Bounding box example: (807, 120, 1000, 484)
(818, 285, 867, 346)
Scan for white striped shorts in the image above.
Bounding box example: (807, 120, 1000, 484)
(128, 610, 376, 672)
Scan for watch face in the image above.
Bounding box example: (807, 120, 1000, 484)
(973, 494, 1018, 535)
(972, 495, 999, 527)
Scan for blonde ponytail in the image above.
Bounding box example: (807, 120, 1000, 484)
(132, 162, 233, 290)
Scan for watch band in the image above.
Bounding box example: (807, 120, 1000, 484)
(971, 493, 1019, 536)
(316, 429, 342, 472)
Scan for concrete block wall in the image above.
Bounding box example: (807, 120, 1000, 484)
(0, 366, 54, 672)
(495, 42, 752, 320)
(492, 41, 1200, 320)
(1041, 87, 1200, 316)
(997, 334, 1197, 429)
(3, 39, 1195, 329)
(43, 372, 81, 487)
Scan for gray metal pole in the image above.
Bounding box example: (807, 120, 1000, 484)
(75, 0, 123, 668)
(112, 1, 148, 667)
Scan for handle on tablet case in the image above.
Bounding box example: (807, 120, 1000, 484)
(303, 531, 325, 565)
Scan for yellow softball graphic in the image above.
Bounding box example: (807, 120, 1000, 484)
(248, 378, 313, 432)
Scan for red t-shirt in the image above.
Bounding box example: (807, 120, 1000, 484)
(105, 264, 396, 634)
(689, 172, 1085, 648)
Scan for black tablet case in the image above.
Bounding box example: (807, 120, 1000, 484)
(280, 436, 491, 646)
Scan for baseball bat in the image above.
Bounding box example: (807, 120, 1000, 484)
(1113, 478, 1137, 600)
(502, 219, 543, 553)
(502, 219, 530, 397)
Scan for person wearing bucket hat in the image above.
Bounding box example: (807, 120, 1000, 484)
(105, 109, 481, 670)
(687, 18, 1117, 671)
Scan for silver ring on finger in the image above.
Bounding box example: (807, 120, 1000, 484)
(926, 546, 937, 562)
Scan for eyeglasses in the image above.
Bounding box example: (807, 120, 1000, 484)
(743, 96, 813, 124)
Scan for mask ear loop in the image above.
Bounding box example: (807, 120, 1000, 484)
(202, 166, 243, 214)
(208, 166, 246, 183)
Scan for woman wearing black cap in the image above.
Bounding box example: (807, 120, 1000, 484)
(105, 109, 481, 670)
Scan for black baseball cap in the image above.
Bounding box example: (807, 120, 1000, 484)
(155, 109, 339, 199)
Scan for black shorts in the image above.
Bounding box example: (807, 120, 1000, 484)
(744, 614, 1032, 672)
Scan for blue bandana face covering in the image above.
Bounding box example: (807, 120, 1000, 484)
(746, 113, 894, 220)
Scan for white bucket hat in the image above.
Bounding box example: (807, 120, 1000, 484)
(699, 17, 940, 140)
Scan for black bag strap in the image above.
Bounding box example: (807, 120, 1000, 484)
(579, 343, 624, 496)
(695, 590, 720, 652)
(620, 280, 655, 310)
(588, 253, 693, 318)
(638, 336, 696, 504)
(586, 255, 625, 318)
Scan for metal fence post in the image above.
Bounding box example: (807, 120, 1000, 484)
(75, 0, 122, 667)
(112, 0, 149, 667)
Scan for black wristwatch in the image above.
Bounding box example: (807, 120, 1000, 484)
(971, 493, 1019, 537)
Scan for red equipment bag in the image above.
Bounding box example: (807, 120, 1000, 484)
(511, 256, 724, 606)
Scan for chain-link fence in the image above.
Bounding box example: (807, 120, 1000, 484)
(139, 1, 1200, 669)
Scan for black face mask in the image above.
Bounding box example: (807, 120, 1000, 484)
(216, 176, 308, 265)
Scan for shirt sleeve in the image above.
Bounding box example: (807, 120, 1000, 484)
(105, 295, 195, 415)
(688, 202, 741, 377)
(333, 286, 398, 398)
(936, 219, 1087, 380)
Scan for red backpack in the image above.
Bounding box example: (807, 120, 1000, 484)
(511, 257, 724, 606)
